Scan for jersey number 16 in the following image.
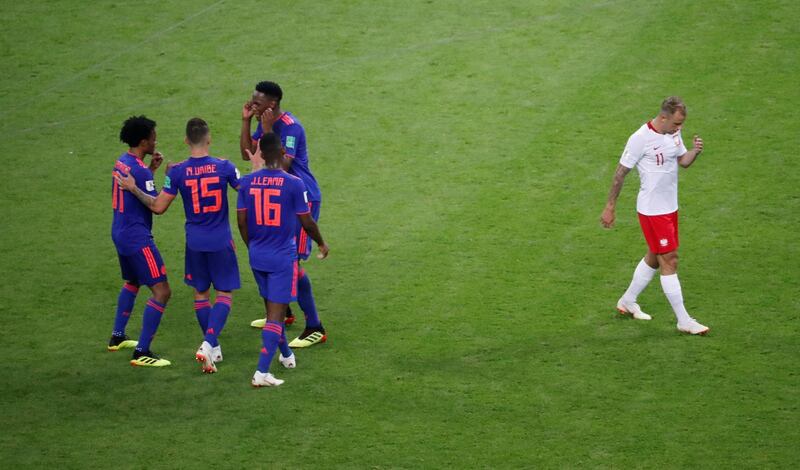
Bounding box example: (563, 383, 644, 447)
(250, 188, 281, 226)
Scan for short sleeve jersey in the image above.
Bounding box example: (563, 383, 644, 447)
(163, 156, 241, 252)
(111, 152, 157, 255)
(237, 169, 310, 271)
(252, 112, 321, 202)
(619, 121, 688, 216)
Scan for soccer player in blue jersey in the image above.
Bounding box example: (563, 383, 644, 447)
(118, 118, 242, 373)
(238, 133, 329, 387)
(241, 81, 327, 348)
(109, 115, 171, 367)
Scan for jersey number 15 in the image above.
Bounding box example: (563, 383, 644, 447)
(185, 177, 222, 214)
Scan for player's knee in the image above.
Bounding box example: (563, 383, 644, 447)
(660, 251, 679, 271)
(153, 284, 172, 304)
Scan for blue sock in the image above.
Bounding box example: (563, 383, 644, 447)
(112, 283, 138, 337)
(278, 322, 292, 358)
(136, 298, 165, 353)
(257, 321, 282, 373)
(297, 270, 322, 329)
(194, 298, 211, 334)
(205, 294, 232, 347)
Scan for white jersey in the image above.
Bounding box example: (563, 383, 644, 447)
(619, 121, 688, 216)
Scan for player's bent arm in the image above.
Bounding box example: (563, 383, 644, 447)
(116, 172, 175, 214)
(282, 154, 293, 171)
(150, 192, 176, 215)
(678, 149, 701, 168)
(240, 120, 256, 161)
(126, 185, 174, 214)
(237, 210, 249, 246)
(678, 134, 703, 168)
(298, 213, 329, 259)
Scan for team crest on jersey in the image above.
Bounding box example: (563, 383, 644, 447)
(163, 175, 172, 189)
(286, 136, 296, 149)
(146, 180, 155, 192)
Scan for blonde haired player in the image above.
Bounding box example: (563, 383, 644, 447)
(601, 96, 709, 335)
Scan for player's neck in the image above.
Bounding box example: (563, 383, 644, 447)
(263, 159, 282, 170)
(650, 117, 668, 134)
(127, 147, 146, 159)
(189, 146, 209, 158)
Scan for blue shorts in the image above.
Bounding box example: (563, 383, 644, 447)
(296, 200, 321, 260)
(118, 242, 168, 287)
(251, 260, 298, 304)
(184, 242, 241, 292)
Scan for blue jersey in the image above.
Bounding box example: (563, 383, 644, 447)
(252, 112, 321, 202)
(163, 156, 240, 252)
(237, 169, 310, 271)
(111, 152, 157, 256)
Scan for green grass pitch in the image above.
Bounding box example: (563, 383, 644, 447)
(1, 0, 798, 467)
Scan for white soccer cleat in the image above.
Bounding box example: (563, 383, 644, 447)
(616, 297, 652, 320)
(677, 318, 709, 335)
(251, 371, 284, 387)
(212, 344, 223, 363)
(279, 353, 296, 369)
(195, 341, 217, 374)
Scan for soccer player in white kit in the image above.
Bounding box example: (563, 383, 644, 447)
(601, 96, 709, 335)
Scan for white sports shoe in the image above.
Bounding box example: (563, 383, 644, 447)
(195, 341, 217, 374)
(251, 371, 284, 387)
(279, 353, 296, 369)
(212, 344, 223, 363)
(616, 297, 652, 320)
(677, 318, 709, 335)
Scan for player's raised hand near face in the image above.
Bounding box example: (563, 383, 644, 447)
(149, 151, 164, 172)
(260, 108, 278, 128)
(693, 134, 703, 154)
(242, 101, 256, 120)
(245, 146, 265, 171)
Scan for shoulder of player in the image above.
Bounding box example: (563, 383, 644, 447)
(237, 172, 254, 186)
(285, 172, 307, 192)
(278, 112, 304, 131)
(166, 159, 190, 175)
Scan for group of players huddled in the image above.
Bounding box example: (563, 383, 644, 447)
(108, 81, 328, 387)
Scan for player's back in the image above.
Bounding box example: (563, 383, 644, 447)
(237, 169, 309, 271)
(165, 156, 240, 252)
(111, 152, 156, 255)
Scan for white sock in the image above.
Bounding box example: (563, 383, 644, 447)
(622, 258, 658, 303)
(660, 274, 692, 325)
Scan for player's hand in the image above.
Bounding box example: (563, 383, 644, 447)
(260, 108, 278, 128)
(693, 134, 703, 154)
(316, 243, 329, 260)
(115, 171, 137, 192)
(600, 206, 615, 229)
(149, 152, 163, 172)
(245, 147, 265, 171)
(242, 101, 256, 120)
